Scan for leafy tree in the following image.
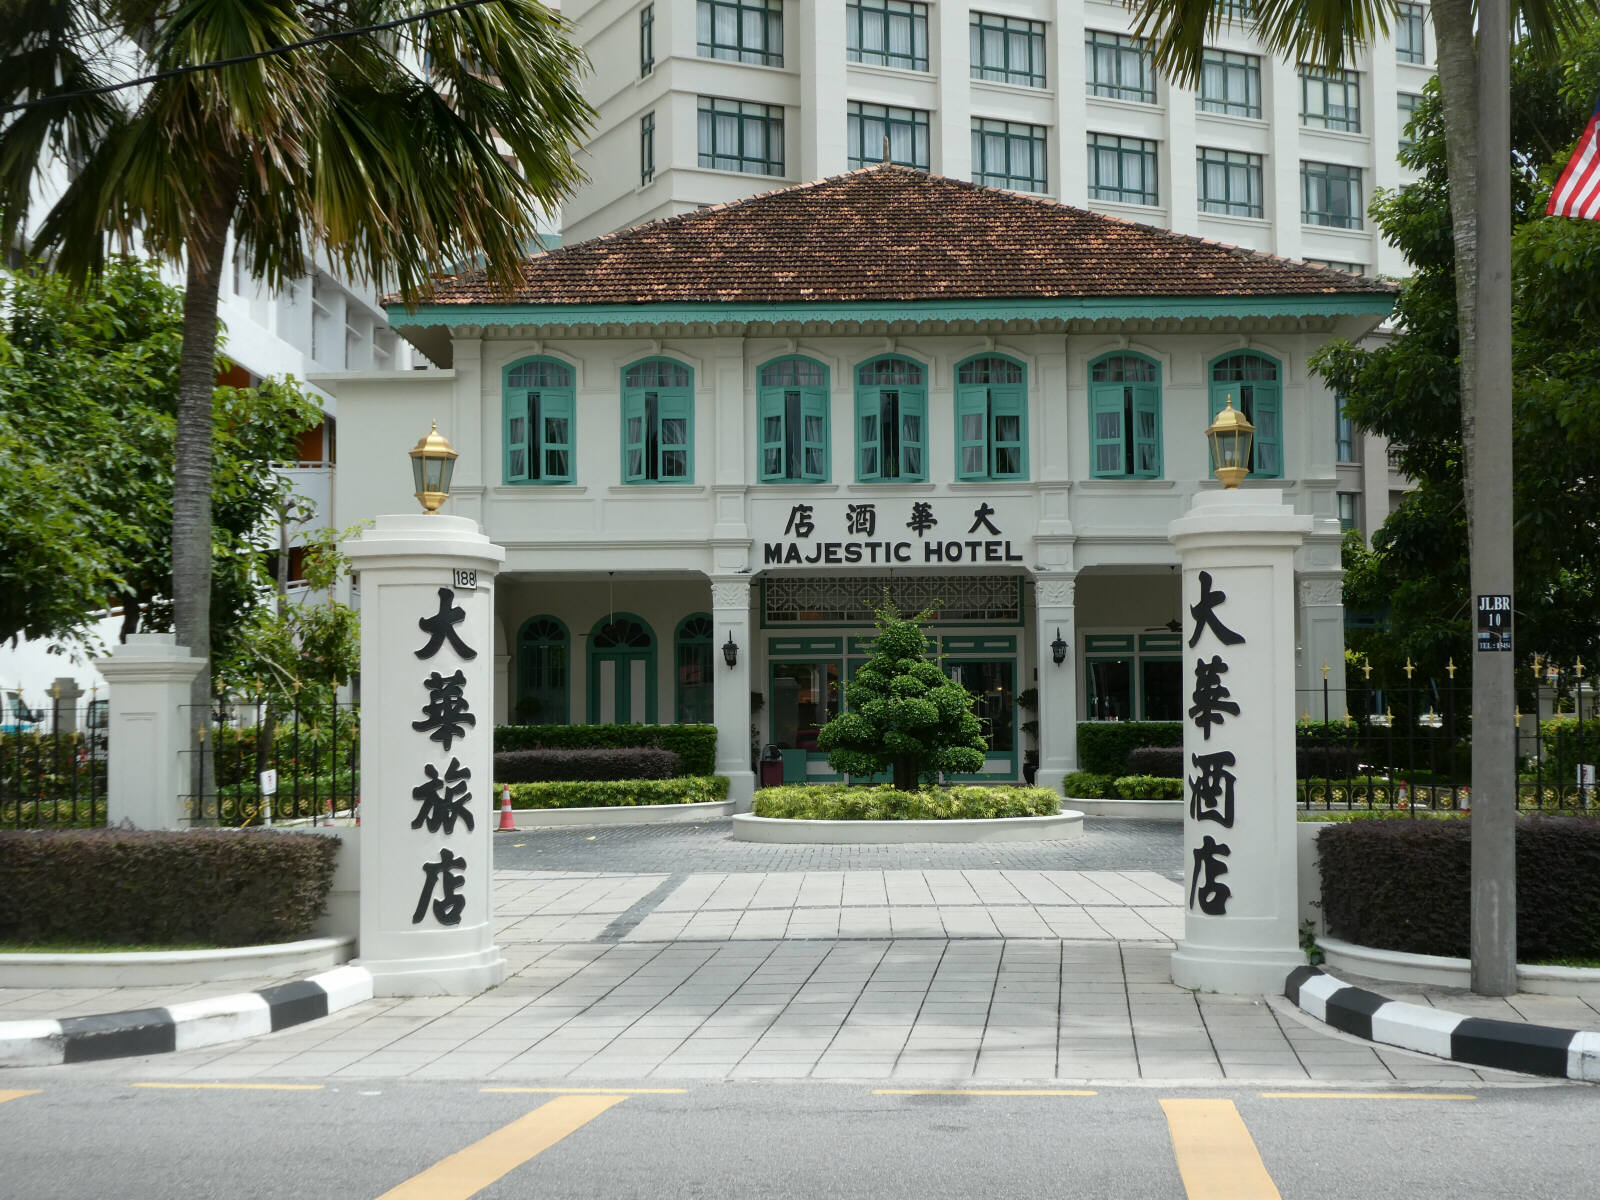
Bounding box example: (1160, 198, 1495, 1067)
(0, 0, 594, 722)
(1315, 26, 1600, 691)
(816, 598, 987, 790)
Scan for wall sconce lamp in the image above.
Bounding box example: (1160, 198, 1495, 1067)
(723, 632, 739, 669)
(1050, 628, 1067, 666)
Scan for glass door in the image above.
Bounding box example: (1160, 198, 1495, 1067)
(769, 660, 842, 782)
(947, 659, 1017, 779)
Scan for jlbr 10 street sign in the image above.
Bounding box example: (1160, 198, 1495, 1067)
(1477, 594, 1512, 652)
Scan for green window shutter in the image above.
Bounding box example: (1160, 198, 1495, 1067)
(505, 393, 531, 483)
(899, 388, 927, 480)
(989, 385, 1026, 479)
(656, 389, 693, 481)
(1090, 384, 1127, 477)
(1131, 385, 1161, 478)
(855, 389, 882, 481)
(955, 386, 989, 480)
(540, 390, 575, 483)
(800, 389, 829, 481)
(622, 390, 647, 482)
(1251, 384, 1282, 477)
(758, 388, 786, 481)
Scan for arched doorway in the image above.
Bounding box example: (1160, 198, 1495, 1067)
(588, 613, 657, 724)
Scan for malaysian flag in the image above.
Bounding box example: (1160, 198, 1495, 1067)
(1548, 93, 1600, 220)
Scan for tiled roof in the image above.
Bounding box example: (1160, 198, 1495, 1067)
(412, 165, 1395, 308)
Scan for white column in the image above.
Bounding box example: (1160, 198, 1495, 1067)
(1298, 573, 1348, 720)
(50, 676, 84, 736)
(97, 634, 206, 830)
(1034, 573, 1078, 793)
(934, 0, 970, 178)
(345, 513, 507, 996)
(711, 576, 756, 809)
(1169, 489, 1311, 994)
(800, 0, 848, 177)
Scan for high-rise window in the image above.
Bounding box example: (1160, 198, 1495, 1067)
(1197, 148, 1264, 218)
(640, 4, 654, 76)
(1198, 49, 1262, 118)
(972, 120, 1048, 193)
(1086, 31, 1156, 104)
(847, 0, 929, 72)
(848, 102, 930, 170)
(1398, 92, 1423, 150)
(1337, 492, 1360, 532)
(1301, 161, 1362, 229)
(1336, 394, 1361, 463)
(697, 0, 783, 67)
(970, 12, 1046, 88)
(698, 97, 784, 175)
(1088, 134, 1159, 206)
(640, 112, 655, 185)
(1306, 258, 1366, 274)
(1301, 66, 1362, 132)
(1396, 3, 1426, 64)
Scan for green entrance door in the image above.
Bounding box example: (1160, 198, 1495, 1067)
(588, 614, 657, 724)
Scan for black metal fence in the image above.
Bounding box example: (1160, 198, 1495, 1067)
(1296, 678, 1598, 813)
(1, 697, 109, 828)
(180, 700, 360, 826)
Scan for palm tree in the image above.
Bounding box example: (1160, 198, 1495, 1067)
(0, 0, 592, 735)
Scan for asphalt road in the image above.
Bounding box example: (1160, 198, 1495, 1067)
(2, 1078, 1589, 1200)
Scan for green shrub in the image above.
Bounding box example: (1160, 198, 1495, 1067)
(494, 724, 716, 776)
(494, 747, 680, 783)
(1317, 816, 1600, 959)
(1077, 722, 1181, 774)
(1126, 746, 1183, 777)
(752, 784, 1060, 821)
(501, 775, 729, 809)
(1112, 774, 1184, 800)
(1063, 771, 1116, 799)
(0, 829, 338, 947)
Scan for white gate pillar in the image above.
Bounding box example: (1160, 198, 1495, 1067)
(346, 513, 507, 996)
(1034, 573, 1078, 793)
(711, 576, 756, 809)
(1169, 490, 1311, 994)
(97, 634, 206, 829)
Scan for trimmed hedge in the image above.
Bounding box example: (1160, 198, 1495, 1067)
(1063, 771, 1116, 799)
(1077, 722, 1181, 774)
(1112, 774, 1183, 800)
(752, 784, 1060, 821)
(1317, 816, 1600, 959)
(494, 724, 716, 776)
(1126, 746, 1182, 777)
(502, 776, 729, 809)
(494, 747, 680, 783)
(0, 829, 339, 947)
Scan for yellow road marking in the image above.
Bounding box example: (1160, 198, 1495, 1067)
(376, 1094, 627, 1200)
(481, 1087, 685, 1095)
(1260, 1092, 1475, 1101)
(1161, 1098, 1281, 1200)
(131, 1083, 324, 1091)
(0, 1090, 40, 1105)
(874, 1089, 1097, 1097)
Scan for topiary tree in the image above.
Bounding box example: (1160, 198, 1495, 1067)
(816, 596, 988, 790)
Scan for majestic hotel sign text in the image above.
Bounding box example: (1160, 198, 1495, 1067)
(759, 499, 1028, 567)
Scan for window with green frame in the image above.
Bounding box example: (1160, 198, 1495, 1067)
(758, 356, 829, 482)
(515, 615, 569, 724)
(1084, 632, 1182, 720)
(697, 0, 783, 66)
(955, 355, 1026, 480)
(1088, 352, 1161, 478)
(504, 358, 575, 484)
(675, 613, 715, 723)
(1209, 352, 1282, 478)
(622, 359, 694, 483)
(854, 357, 926, 481)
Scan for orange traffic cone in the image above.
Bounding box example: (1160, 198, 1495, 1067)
(497, 784, 516, 832)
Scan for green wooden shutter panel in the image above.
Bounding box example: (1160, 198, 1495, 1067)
(899, 388, 926, 480)
(1132, 385, 1160, 478)
(505, 392, 531, 483)
(800, 389, 828, 481)
(955, 386, 989, 480)
(657, 390, 692, 481)
(856, 389, 881, 480)
(759, 388, 785, 481)
(623, 390, 647, 482)
(542, 391, 574, 483)
(1090, 384, 1126, 477)
(989, 385, 1026, 479)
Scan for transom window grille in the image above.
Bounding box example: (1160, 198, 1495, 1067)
(623, 359, 693, 483)
(504, 358, 575, 484)
(1210, 353, 1282, 478)
(858, 358, 923, 386)
(855, 356, 926, 481)
(1397, 92, 1422, 150)
(594, 617, 652, 649)
(972, 119, 1048, 193)
(1086, 31, 1156, 104)
(1301, 160, 1362, 229)
(758, 357, 829, 482)
(1198, 49, 1261, 118)
(1300, 66, 1361, 132)
(847, 0, 929, 72)
(957, 357, 1023, 386)
(697, 0, 783, 67)
(970, 12, 1046, 88)
(847, 102, 930, 170)
(1197, 148, 1264, 218)
(955, 356, 1027, 480)
(764, 575, 1021, 625)
(1088, 134, 1158, 206)
(698, 97, 784, 176)
(1089, 353, 1161, 478)
(1396, 3, 1426, 64)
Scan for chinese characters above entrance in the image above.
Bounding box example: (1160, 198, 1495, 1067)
(760, 499, 1028, 567)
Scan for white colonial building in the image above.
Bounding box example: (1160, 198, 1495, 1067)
(320, 166, 1393, 803)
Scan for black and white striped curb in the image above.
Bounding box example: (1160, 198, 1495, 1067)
(1286, 965, 1600, 1082)
(0, 965, 372, 1068)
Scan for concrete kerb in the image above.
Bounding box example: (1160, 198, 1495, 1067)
(1285, 965, 1600, 1083)
(0, 965, 373, 1068)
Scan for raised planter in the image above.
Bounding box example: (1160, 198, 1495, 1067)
(731, 810, 1083, 844)
(1316, 937, 1600, 997)
(0, 935, 356, 989)
(1066, 797, 1182, 820)
(510, 799, 735, 828)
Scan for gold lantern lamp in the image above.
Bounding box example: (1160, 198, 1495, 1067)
(408, 421, 459, 513)
(1207, 394, 1255, 489)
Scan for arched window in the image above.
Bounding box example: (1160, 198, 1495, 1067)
(1209, 352, 1282, 478)
(674, 613, 715, 723)
(955, 355, 1027, 480)
(516, 616, 569, 724)
(622, 358, 694, 483)
(854, 356, 927, 481)
(587, 613, 658, 724)
(757, 357, 829, 482)
(504, 358, 575, 484)
(1088, 352, 1162, 479)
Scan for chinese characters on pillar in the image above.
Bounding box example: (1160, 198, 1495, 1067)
(1186, 571, 1245, 917)
(410, 587, 477, 926)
